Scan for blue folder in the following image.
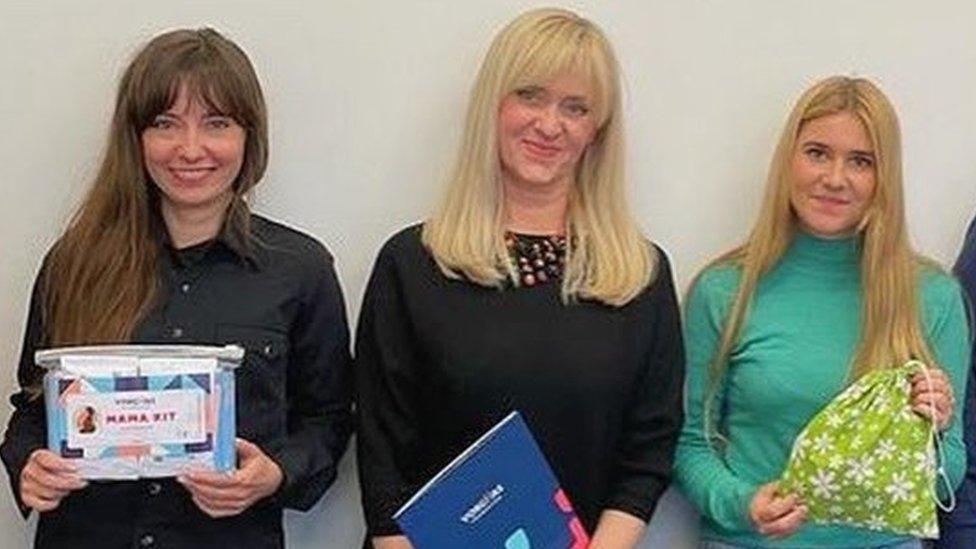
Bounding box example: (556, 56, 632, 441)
(394, 411, 588, 548)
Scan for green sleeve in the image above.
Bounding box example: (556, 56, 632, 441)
(673, 267, 756, 533)
(922, 272, 971, 501)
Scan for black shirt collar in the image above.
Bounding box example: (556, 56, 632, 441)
(160, 220, 262, 271)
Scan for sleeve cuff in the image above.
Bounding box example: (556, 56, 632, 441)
(603, 483, 668, 524)
(266, 443, 337, 511)
(730, 482, 756, 532)
(9, 443, 45, 519)
(363, 485, 422, 536)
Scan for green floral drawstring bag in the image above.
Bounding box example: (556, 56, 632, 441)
(779, 360, 954, 538)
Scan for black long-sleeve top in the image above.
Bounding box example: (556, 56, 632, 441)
(0, 214, 353, 549)
(355, 226, 685, 539)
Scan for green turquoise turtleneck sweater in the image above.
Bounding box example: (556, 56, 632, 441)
(675, 232, 969, 547)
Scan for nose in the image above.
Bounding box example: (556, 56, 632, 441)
(822, 158, 846, 190)
(176, 127, 205, 162)
(532, 105, 563, 139)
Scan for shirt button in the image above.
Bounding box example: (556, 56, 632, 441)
(147, 482, 162, 496)
(171, 327, 183, 339)
(180, 282, 191, 293)
(139, 533, 155, 547)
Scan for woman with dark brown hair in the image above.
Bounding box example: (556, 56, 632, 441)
(0, 28, 352, 549)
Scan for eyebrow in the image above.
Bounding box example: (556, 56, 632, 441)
(516, 84, 590, 100)
(156, 109, 231, 119)
(801, 140, 875, 157)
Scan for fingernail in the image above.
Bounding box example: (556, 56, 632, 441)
(176, 475, 186, 484)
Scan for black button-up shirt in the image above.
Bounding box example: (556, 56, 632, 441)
(1, 214, 354, 549)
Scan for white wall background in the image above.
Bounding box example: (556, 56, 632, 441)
(2, 1, 975, 547)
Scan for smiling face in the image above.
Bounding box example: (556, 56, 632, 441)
(141, 84, 246, 223)
(496, 72, 598, 192)
(789, 111, 877, 238)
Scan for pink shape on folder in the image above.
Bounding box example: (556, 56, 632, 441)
(554, 489, 572, 512)
(568, 517, 588, 549)
(553, 489, 589, 548)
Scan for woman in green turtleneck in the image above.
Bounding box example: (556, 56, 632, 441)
(674, 76, 968, 549)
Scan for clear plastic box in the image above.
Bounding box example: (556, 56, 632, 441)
(37, 345, 243, 479)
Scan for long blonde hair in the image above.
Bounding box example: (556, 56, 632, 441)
(43, 28, 268, 346)
(703, 76, 935, 427)
(422, 8, 654, 306)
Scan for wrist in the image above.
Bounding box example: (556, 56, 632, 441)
(262, 458, 284, 497)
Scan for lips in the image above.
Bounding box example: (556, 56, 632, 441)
(811, 195, 850, 208)
(168, 166, 218, 184)
(521, 139, 561, 159)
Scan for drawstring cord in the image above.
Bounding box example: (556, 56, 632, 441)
(905, 360, 956, 513)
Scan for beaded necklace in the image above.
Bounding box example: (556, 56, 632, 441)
(504, 232, 567, 287)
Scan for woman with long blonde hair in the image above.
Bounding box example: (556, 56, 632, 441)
(0, 28, 353, 549)
(674, 76, 968, 548)
(356, 8, 684, 548)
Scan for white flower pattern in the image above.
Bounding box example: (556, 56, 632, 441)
(875, 439, 896, 461)
(812, 433, 831, 454)
(866, 515, 885, 531)
(884, 472, 912, 503)
(810, 469, 838, 499)
(846, 456, 875, 484)
(907, 508, 921, 524)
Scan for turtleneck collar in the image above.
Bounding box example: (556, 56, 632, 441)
(783, 230, 861, 270)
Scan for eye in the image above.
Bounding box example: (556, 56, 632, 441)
(803, 146, 827, 161)
(564, 102, 590, 117)
(514, 86, 544, 104)
(149, 116, 176, 130)
(205, 116, 235, 130)
(850, 155, 874, 169)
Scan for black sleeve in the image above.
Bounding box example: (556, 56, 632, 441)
(952, 216, 976, 478)
(0, 267, 50, 518)
(604, 248, 685, 522)
(269, 250, 354, 510)
(355, 240, 424, 536)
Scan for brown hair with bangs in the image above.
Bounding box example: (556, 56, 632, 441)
(42, 27, 267, 347)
